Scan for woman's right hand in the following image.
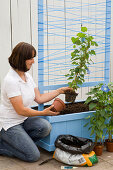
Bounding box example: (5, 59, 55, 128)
(42, 105, 59, 116)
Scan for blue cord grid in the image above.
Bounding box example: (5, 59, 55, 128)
(38, 0, 111, 111)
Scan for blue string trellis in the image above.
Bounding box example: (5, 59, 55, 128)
(38, 0, 111, 110)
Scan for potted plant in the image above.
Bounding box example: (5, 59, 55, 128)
(106, 114, 113, 152)
(36, 27, 100, 152)
(85, 83, 113, 155)
(105, 82, 113, 152)
(65, 26, 98, 102)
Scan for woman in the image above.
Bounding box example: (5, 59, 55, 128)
(0, 42, 71, 162)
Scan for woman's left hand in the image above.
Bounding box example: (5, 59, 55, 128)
(57, 87, 74, 94)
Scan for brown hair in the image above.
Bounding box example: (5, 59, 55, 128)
(8, 42, 36, 72)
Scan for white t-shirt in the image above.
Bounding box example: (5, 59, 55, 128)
(0, 68, 36, 130)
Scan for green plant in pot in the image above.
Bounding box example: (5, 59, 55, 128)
(85, 83, 113, 155)
(104, 82, 113, 152)
(106, 113, 113, 152)
(65, 26, 98, 102)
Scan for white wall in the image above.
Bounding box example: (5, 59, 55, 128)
(0, 0, 38, 86)
(0, 0, 11, 87)
(0, 0, 113, 102)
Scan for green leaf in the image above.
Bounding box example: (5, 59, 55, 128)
(90, 59, 94, 63)
(72, 57, 80, 61)
(85, 96, 92, 104)
(67, 77, 73, 80)
(89, 36, 94, 41)
(75, 67, 79, 73)
(101, 124, 106, 130)
(89, 103, 97, 110)
(82, 69, 86, 74)
(77, 32, 86, 38)
(73, 45, 76, 48)
(80, 74, 84, 78)
(74, 49, 79, 54)
(71, 52, 76, 58)
(90, 129, 95, 136)
(76, 39, 81, 45)
(99, 110, 106, 116)
(91, 41, 95, 46)
(85, 115, 91, 119)
(94, 42, 98, 46)
(72, 62, 78, 65)
(81, 27, 87, 32)
(71, 37, 76, 44)
(65, 74, 70, 77)
(90, 50, 96, 55)
(77, 80, 83, 85)
(71, 37, 81, 45)
(84, 122, 89, 127)
(97, 120, 102, 127)
(85, 53, 89, 60)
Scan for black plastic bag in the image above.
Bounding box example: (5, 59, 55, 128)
(55, 135, 95, 154)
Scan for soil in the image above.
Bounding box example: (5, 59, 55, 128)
(105, 139, 113, 143)
(32, 102, 89, 115)
(65, 90, 78, 103)
(44, 101, 89, 115)
(60, 102, 89, 115)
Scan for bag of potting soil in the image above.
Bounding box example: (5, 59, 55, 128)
(39, 135, 98, 167)
(53, 135, 98, 167)
(55, 135, 95, 154)
(53, 148, 98, 167)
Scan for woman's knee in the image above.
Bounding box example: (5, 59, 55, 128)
(40, 119, 52, 137)
(26, 149, 40, 162)
(24, 117, 52, 139)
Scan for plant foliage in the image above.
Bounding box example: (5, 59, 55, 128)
(65, 27, 98, 90)
(85, 82, 113, 143)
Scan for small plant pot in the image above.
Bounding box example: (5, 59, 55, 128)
(106, 140, 113, 152)
(65, 90, 78, 103)
(52, 98, 66, 112)
(93, 144, 104, 156)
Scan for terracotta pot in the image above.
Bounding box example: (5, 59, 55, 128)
(93, 144, 104, 156)
(106, 141, 113, 152)
(52, 98, 66, 112)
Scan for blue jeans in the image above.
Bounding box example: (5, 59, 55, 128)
(0, 117, 51, 162)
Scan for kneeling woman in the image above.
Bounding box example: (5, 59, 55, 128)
(0, 42, 71, 162)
